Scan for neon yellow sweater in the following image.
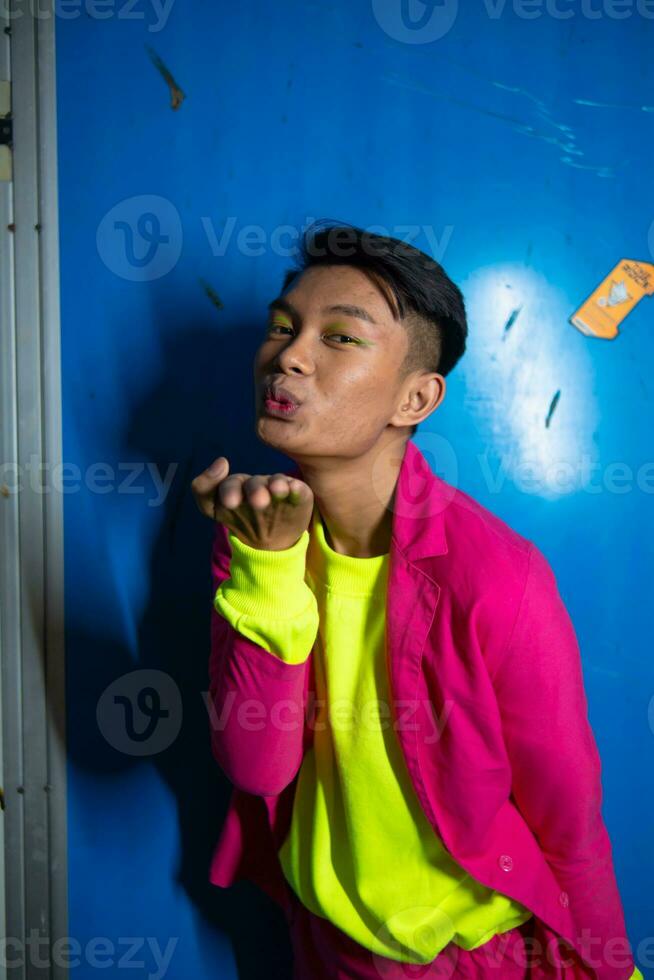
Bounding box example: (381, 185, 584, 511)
(214, 510, 643, 976)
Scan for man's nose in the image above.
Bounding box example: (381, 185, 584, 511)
(275, 334, 314, 374)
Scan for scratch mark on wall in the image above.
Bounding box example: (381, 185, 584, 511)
(491, 81, 614, 174)
(545, 390, 560, 428)
(381, 73, 614, 177)
(383, 74, 525, 125)
(146, 46, 186, 110)
(559, 157, 613, 177)
(492, 80, 549, 112)
(502, 304, 523, 339)
(199, 278, 224, 310)
(574, 98, 654, 113)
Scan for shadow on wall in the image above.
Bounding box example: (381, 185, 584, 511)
(50, 294, 295, 979)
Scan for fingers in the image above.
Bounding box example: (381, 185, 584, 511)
(267, 474, 311, 506)
(191, 457, 229, 499)
(191, 457, 226, 519)
(217, 473, 249, 509)
(207, 456, 228, 477)
(287, 478, 311, 502)
(241, 474, 271, 510)
(190, 455, 310, 526)
(268, 472, 293, 500)
(210, 472, 270, 518)
(239, 474, 300, 510)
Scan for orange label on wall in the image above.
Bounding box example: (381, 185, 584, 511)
(570, 259, 654, 340)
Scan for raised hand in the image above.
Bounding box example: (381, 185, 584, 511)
(191, 456, 314, 551)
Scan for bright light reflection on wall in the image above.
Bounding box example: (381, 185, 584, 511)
(458, 264, 599, 501)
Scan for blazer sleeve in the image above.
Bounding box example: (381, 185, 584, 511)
(490, 543, 638, 980)
(208, 521, 318, 797)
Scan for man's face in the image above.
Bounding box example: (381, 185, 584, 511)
(253, 264, 413, 459)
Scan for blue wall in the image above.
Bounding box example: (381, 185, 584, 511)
(56, 2, 653, 977)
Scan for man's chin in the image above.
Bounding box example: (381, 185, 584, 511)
(255, 416, 303, 449)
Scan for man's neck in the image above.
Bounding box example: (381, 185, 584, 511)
(291, 433, 410, 559)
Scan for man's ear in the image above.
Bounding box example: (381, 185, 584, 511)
(390, 372, 446, 429)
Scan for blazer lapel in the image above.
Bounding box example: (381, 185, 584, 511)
(385, 439, 449, 828)
(285, 438, 449, 784)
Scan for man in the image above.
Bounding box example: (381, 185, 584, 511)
(192, 222, 641, 979)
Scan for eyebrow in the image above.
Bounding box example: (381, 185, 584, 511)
(324, 303, 377, 324)
(267, 298, 378, 325)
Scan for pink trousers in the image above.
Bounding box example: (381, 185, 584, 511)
(286, 890, 537, 980)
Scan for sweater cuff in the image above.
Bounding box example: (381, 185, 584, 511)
(216, 528, 312, 619)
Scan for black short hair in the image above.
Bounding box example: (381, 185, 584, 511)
(280, 220, 468, 436)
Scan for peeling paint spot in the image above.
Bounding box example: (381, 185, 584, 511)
(502, 304, 523, 338)
(146, 46, 185, 110)
(0, 484, 9, 498)
(199, 278, 224, 310)
(545, 390, 561, 428)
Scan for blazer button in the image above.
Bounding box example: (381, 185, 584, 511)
(559, 891, 569, 908)
(498, 854, 513, 872)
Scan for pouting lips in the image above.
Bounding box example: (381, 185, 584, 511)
(264, 383, 301, 407)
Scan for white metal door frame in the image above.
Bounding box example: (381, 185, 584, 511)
(0, 4, 68, 978)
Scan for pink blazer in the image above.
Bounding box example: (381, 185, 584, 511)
(207, 438, 636, 980)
